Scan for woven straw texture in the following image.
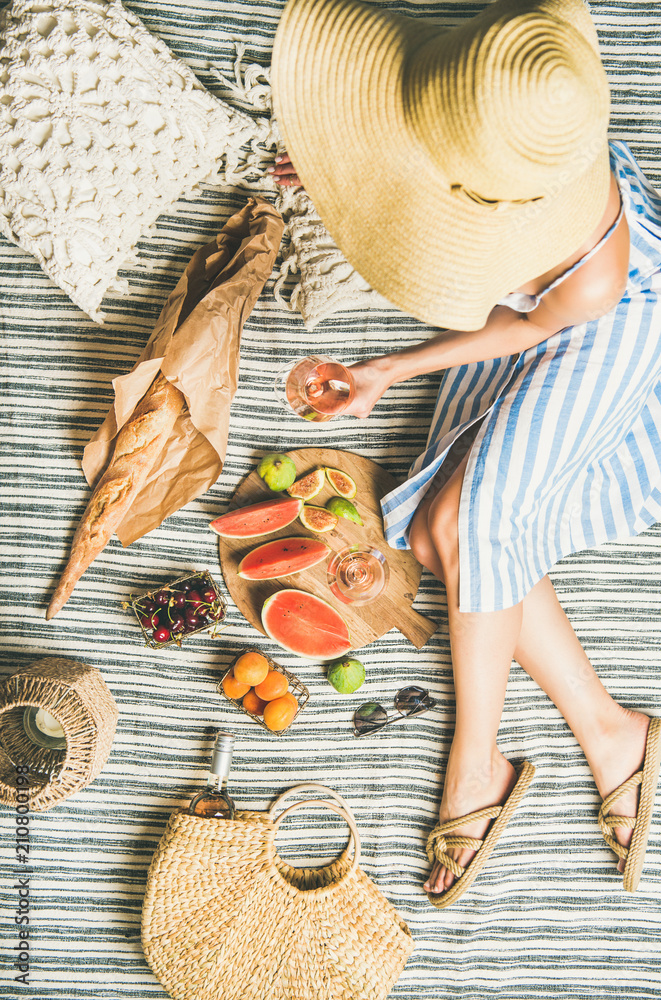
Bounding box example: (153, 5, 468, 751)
(0, 657, 118, 810)
(598, 717, 661, 891)
(425, 760, 535, 907)
(142, 794, 414, 1000)
(271, 0, 611, 329)
(1, 2, 661, 998)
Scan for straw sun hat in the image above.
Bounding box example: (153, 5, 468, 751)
(271, 0, 611, 330)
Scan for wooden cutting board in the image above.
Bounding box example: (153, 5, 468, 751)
(218, 447, 437, 651)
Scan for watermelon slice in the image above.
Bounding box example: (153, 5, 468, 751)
(262, 589, 352, 660)
(238, 537, 330, 580)
(209, 498, 302, 539)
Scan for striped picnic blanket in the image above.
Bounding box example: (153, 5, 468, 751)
(1, 2, 660, 998)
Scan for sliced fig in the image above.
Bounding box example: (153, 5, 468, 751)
(325, 467, 357, 499)
(287, 468, 326, 501)
(299, 504, 338, 533)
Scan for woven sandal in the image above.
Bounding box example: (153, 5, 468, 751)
(597, 715, 661, 892)
(425, 759, 535, 909)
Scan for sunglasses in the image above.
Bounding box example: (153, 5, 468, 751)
(352, 686, 438, 737)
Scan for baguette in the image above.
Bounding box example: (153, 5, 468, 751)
(46, 373, 186, 620)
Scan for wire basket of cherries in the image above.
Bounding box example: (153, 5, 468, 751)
(126, 570, 228, 648)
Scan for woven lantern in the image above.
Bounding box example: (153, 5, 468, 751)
(0, 657, 118, 811)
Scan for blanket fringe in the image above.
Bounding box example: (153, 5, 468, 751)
(209, 44, 381, 328)
(208, 46, 280, 188)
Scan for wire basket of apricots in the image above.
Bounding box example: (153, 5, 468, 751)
(218, 649, 309, 734)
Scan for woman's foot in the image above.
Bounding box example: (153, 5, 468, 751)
(582, 708, 650, 872)
(424, 749, 517, 896)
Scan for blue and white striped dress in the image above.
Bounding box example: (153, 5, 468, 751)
(382, 141, 661, 613)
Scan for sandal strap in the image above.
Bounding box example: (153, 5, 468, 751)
(597, 771, 643, 861)
(434, 804, 502, 832)
(427, 835, 484, 877)
(427, 804, 502, 876)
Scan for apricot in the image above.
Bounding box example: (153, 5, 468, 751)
(221, 672, 251, 700)
(242, 689, 268, 716)
(263, 692, 298, 732)
(254, 669, 289, 702)
(233, 651, 270, 686)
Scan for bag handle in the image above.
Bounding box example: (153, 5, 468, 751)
(268, 781, 356, 825)
(268, 783, 361, 875)
(268, 781, 356, 819)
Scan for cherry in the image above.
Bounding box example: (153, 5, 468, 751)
(133, 574, 222, 643)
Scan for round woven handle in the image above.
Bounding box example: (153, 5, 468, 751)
(269, 782, 362, 873)
(268, 781, 356, 819)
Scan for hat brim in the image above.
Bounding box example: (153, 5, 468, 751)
(272, 0, 610, 330)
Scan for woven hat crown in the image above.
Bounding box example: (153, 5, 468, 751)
(272, 0, 612, 330)
(410, 8, 610, 202)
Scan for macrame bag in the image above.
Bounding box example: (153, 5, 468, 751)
(141, 782, 414, 1000)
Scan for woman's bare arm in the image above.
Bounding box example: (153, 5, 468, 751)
(346, 211, 630, 417)
(269, 153, 630, 417)
(344, 308, 560, 418)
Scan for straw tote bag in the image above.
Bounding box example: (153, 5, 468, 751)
(141, 782, 414, 1000)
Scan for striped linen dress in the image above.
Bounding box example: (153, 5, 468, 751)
(382, 140, 661, 613)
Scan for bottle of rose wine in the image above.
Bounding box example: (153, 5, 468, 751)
(188, 731, 235, 819)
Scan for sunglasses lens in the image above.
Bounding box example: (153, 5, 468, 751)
(394, 685, 432, 716)
(353, 702, 388, 735)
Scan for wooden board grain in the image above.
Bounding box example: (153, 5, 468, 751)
(218, 447, 437, 652)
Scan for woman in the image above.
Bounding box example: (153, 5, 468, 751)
(271, 0, 661, 906)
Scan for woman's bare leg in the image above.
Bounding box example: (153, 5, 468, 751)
(410, 460, 651, 895)
(408, 483, 445, 581)
(411, 455, 522, 895)
(514, 576, 650, 873)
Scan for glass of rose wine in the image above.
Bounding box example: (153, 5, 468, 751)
(327, 545, 389, 606)
(274, 354, 355, 422)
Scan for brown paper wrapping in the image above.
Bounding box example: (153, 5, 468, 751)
(82, 196, 284, 546)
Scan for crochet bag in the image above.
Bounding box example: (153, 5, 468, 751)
(141, 782, 414, 1000)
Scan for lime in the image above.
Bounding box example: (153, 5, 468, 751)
(325, 497, 363, 525)
(327, 657, 365, 694)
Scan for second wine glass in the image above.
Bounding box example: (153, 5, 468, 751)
(327, 545, 389, 606)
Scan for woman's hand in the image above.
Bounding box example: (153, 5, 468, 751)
(268, 153, 303, 188)
(343, 357, 394, 418)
